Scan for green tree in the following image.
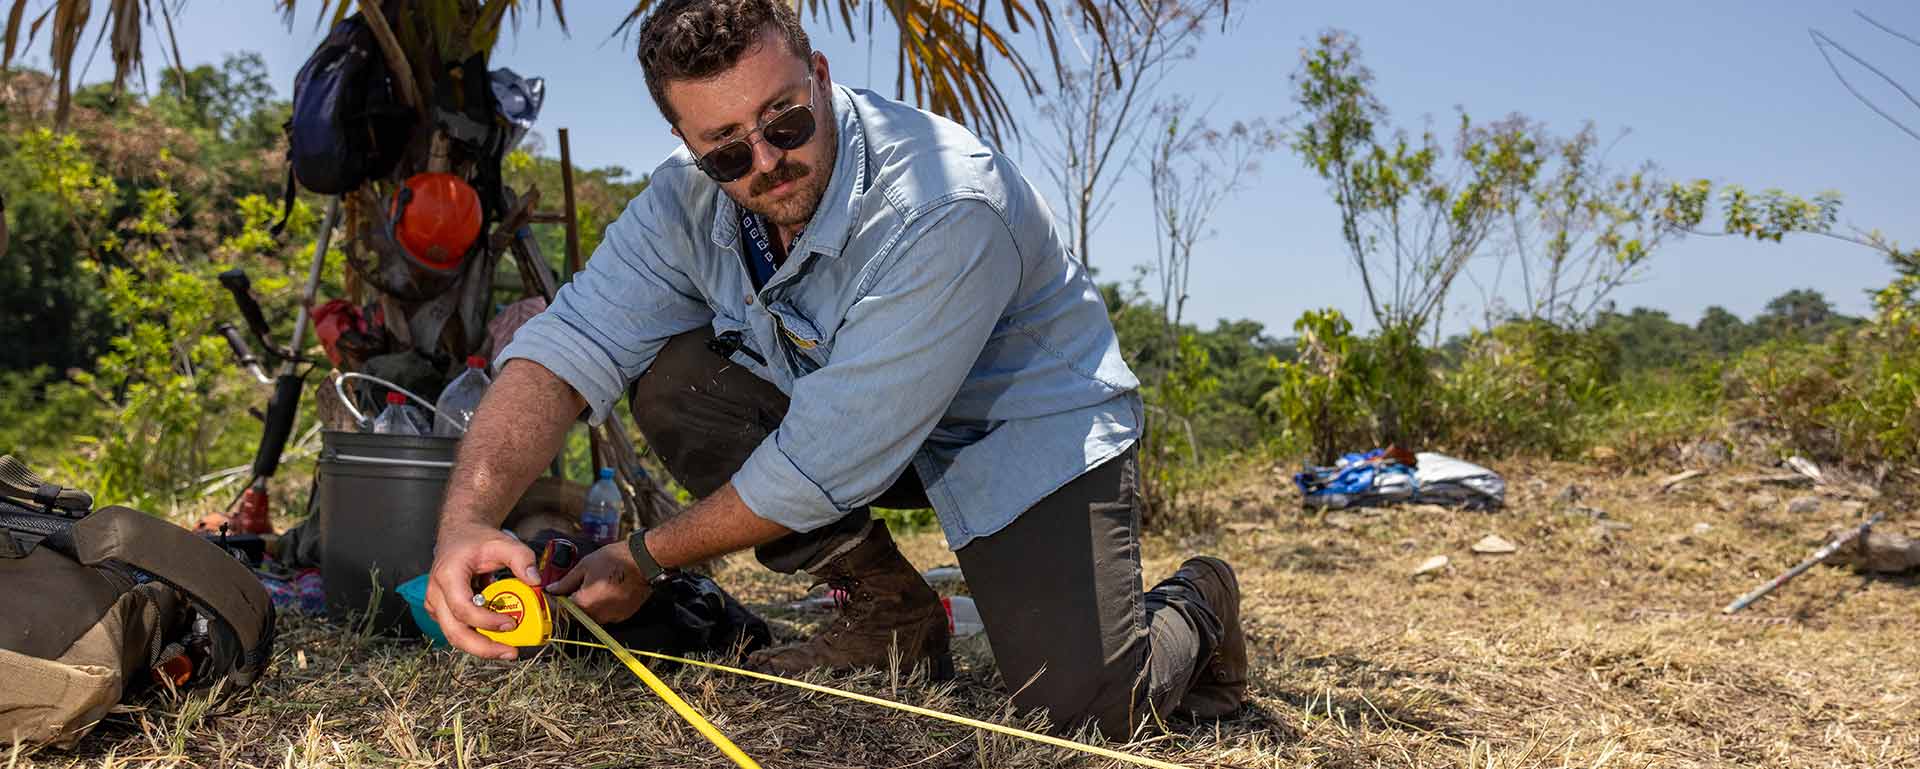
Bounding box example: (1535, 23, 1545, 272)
(1759, 288, 1837, 334)
(1696, 305, 1754, 357)
(1592, 307, 1701, 372)
(154, 53, 277, 144)
(1290, 31, 1539, 339)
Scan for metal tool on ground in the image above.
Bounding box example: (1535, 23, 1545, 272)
(1724, 511, 1888, 614)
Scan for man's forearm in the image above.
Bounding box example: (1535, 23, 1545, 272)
(438, 359, 586, 531)
(643, 482, 792, 569)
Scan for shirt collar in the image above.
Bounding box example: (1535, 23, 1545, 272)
(707, 84, 866, 259)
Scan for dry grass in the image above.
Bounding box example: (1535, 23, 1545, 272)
(14, 458, 1919, 768)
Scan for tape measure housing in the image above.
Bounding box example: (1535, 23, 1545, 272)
(477, 578, 553, 647)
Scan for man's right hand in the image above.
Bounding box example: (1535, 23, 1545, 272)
(424, 522, 542, 660)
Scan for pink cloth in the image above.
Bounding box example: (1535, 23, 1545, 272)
(484, 296, 548, 366)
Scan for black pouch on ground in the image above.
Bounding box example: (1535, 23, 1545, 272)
(0, 456, 275, 750)
(523, 531, 773, 664)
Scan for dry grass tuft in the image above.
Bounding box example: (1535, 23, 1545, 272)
(16, 458, 1920, 767)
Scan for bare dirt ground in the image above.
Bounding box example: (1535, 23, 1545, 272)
(14, 458, 1918, 768)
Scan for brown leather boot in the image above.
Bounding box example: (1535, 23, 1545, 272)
(1166, 556, 1247, 718)
(748, 524, 954, 679)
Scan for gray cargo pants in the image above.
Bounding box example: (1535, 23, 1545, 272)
(628, 328, 1222, 737)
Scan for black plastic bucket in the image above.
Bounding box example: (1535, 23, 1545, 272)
(317, 430, 458, 636)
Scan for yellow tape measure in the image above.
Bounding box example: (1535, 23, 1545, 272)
(474, 580, 758, 768)
(475, 578, 553, 648)
(476, 579, 1190, 769)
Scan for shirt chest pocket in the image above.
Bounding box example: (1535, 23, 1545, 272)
(766, 300, 834, 376)
(707, 313, 775, 380)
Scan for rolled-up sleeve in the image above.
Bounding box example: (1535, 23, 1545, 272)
(731, 201, 1021, 532)
(495, 186, 712, 424)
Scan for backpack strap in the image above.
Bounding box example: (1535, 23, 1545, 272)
(0, 455, 93, 512)
(64, 507, 274, 686)
(269, 168, 297, 236)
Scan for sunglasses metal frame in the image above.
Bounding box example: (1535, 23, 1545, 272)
(691, 75, 820, 183)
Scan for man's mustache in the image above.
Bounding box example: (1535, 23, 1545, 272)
(750, 160, 811, 196)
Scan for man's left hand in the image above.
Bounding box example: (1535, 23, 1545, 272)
(545, 542, 651, 624)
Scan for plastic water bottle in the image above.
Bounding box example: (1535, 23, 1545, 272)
(581, 468, 621, 546)
(434, 355, 493, 436)
(371, 392, 425, 435)
(942, 596, 984, 638)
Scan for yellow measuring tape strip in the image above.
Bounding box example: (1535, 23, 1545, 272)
(545, 620, 1192, 769)
(552, 597, 763, 769)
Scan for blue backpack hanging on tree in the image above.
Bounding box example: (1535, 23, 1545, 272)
(274, 13, 416, 232)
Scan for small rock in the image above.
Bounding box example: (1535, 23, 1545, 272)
(1785, 455, 1824, 483)
(1471, 534, 1518, 555)
(1588, 446, 1618, 462)
(1556, 484, 1586, 505)
(1682, 439, 1731, 466)
(1747, 492, 1780, 510)
(1692, 522, 1712, 535)
(1823, 527, 1920, 573)
(1787, 496, 1823, 515)
(1413, 554, 1450, 576)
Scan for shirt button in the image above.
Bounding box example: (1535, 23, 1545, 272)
(745, 294, 756, 305)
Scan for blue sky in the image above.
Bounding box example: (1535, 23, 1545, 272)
(14, 0, 1917, 337)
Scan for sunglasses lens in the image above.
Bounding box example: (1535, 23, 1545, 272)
(763, 106, 816, 150)
(702, 141, 755, 183)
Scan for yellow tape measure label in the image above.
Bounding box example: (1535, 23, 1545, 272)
(476, 579, 553, 648)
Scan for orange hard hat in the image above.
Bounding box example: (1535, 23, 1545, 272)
(391, 172, 482, 270)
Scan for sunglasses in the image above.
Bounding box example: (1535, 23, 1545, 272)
(691, 77, 819, 183)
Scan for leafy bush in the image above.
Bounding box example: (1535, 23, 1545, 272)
(1726, 303, 1920, 466)
(1261, 309, 1372, 462)
(1260, 309, 1436, 463)
(0, 368, 100, 463)
(1139, 333, 1222, 530)
(1434, 320, 1620, 456)
(1, 76, 329, 511)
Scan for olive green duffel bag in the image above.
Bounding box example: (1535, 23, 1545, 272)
(0, 456, 273, 749)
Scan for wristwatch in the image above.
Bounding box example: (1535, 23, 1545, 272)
(626, 528, 676, 587)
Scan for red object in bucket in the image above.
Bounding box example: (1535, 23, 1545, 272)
(391, 172, 482, 270)
(309, 299, 364, 367)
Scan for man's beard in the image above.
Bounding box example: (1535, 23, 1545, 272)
(734, 124, 837, 231)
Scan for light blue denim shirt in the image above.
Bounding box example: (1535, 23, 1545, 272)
(497, 85, 1141, 549)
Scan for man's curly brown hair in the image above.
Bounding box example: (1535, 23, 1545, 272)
(637, 0, 813, 128)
